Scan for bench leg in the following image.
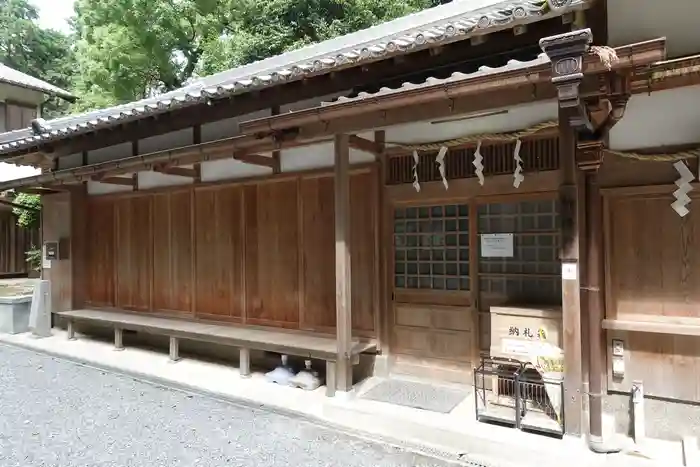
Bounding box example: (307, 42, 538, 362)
(169, 337, 180, 362)
(114, 327, 124, 351)
(239, 348, 251, 378)
(67, 320, 76, 341)
(325, 361, 336, 397)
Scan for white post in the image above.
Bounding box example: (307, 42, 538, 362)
(29, 280, 52, 338)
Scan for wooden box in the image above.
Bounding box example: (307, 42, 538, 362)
(489, 306, 563, 361)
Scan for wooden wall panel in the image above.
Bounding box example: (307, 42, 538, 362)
(115, 196, 152, 311)
(607, 194, 700, 319)
(300, 176, 335, 329)
(350, 171, 377, 332)
(245, 180, 300, 327)
(153, 191, 193, 314)
(86, 199, 115, 306)
(605, 188, 700, 401)
(0, 210, 37, 276)
(299, 172, 378, 333)
(194, 186, 244, 320)
(83, 165, 380, 335)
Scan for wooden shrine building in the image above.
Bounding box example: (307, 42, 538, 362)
(1, 0, 700, 448)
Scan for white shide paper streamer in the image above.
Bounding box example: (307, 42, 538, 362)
(436, 145, 448, 190)
(672, 160, 695, 217)
(513, 139, 524, 188)
(473, 141, 484, 186)
(412, 150, 421, 193)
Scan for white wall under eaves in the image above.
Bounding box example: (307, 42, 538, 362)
(608, 0, 700, 59)
(85, 99, 558, 195)
(609, 85, 700, 151)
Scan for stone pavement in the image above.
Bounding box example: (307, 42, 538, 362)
(0, 344, 460, 467)
(0, 330, 676, 467)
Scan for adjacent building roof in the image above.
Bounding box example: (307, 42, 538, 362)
(0, 0, 589, 155)
(0, 63, 75, 101)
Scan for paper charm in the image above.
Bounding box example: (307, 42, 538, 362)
(412, 150, 421, 193)
(513, 139, 524, 188)
(436, 145, 448, 190)
(672, 160, 695, 217)
(473, 141, 484, 186)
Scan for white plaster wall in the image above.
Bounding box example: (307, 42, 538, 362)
(87, 180, 134, 195)
(201, 110, 270, 143)
(138, 171, 193, 190)
(281, 143, 374, 172)
(57, 153, 82, 170)
(609, 85, 700, 151)
(384, 101, 558, 144)
(138, 128, 193, 154)
(200, 158, 272, 182)
(608, 0, 700, 58)
(87, 142, 132, 165)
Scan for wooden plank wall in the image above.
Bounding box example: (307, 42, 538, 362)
(0, 209, 38, 276)
(84, 168, 379, 336)
(604, 183, 700, 401)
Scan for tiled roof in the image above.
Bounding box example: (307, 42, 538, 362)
(0, 0, 588, 155)
(0, 63, 75, 100)
(322, 54, 551, 106)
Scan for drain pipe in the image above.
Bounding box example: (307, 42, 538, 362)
(585, 171, 621, 454)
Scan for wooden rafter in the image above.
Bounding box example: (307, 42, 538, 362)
(16, 187, 62, 195)
(92, 176, 136, 187)
(234, 152, 280, 171)
(153, 165, 200, 179)
(348, 135, 382, 156)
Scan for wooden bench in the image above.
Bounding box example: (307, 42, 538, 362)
(58, 309, 376, 397)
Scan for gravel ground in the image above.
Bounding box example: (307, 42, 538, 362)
(0, 344, 457, 467)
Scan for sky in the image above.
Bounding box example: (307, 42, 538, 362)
(1, 0, 75, 182)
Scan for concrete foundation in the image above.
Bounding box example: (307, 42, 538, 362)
(605, 391, 700, 441)
(0, 296, 33, 334)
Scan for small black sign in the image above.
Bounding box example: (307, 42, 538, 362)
(44, 241, 59, 261)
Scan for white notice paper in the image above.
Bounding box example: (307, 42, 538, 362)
(42, 245, 51, 270)
(480, 233, 514, 258)
(562, 262, 577, 280)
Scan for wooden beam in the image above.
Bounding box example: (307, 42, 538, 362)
(93, 176, 136, 187)
(233, 152, 278, 170)
(153, 166, 200, 178)
(271, 106, 282, 174)
(334, 133, 352, 392)
(348, 135, 382, 156)
(559, 111, 583, 437)
(16, 187, 62, 195)
(0, 198, 41, 211)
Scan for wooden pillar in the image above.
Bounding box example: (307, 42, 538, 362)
(70, 185, 87, 310)
(334, 133, 353, 392)
(540, 28, 593, 437)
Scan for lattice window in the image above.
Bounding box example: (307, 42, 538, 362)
(393, 204, 470, 291)
(386, 138, 559, 186)
(477, 199, 561, 305)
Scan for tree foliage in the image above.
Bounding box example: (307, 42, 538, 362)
(70, 0, 441, 110)
(11, 192, 40, 230)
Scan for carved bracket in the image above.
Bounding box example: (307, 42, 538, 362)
(539, 28, 594, 132)
(576, 138, 605, 172)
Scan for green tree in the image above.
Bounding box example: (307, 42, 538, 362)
(71, 0, 440, 110)
(0, 0, 76, 118)
(11, 191, 41, 271)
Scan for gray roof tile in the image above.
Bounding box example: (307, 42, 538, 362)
(0, 63, 75, 100)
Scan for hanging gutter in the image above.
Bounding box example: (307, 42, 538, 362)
(240, 38, 667, 135)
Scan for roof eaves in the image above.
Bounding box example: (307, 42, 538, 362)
(0, 0, 590, 155)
